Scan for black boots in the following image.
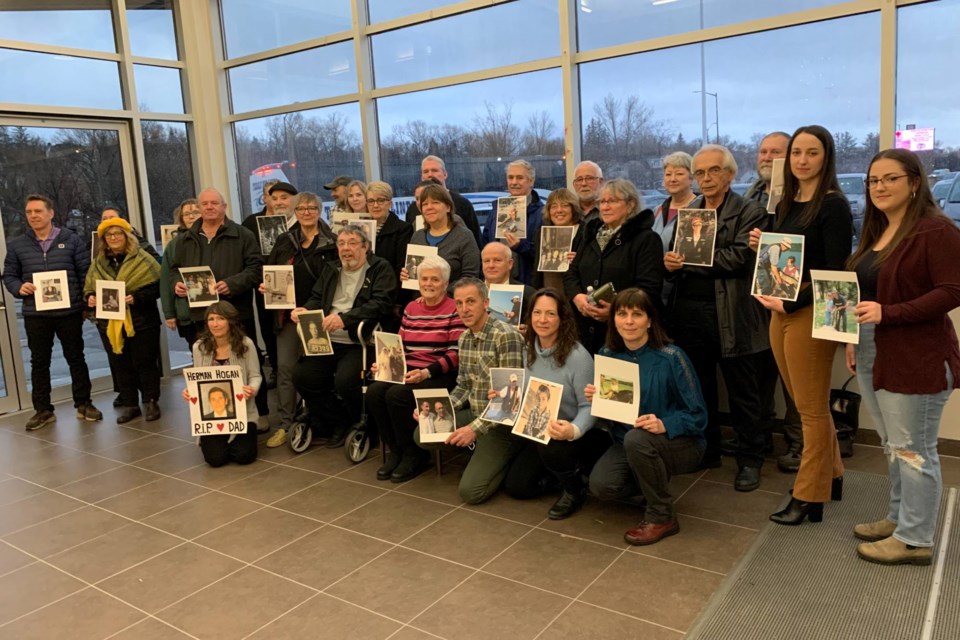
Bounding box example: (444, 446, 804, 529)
(770, 498, 824, 525)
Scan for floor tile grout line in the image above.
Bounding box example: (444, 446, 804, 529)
(697, 476, 788, 496)
(673, 512, 761, 533)
(572, 599, 688, 635)
(623, 550, 727, 577)
(101, 613, 203, 640)
(238, 591, 327, 640)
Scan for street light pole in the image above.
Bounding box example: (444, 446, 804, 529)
(693, 90, 720, 144)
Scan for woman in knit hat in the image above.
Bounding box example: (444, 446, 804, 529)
(84, 217, 163, 423)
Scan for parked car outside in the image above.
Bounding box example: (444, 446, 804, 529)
(943, 178, 960, 227)
(933, 177, 956, 206)
(837, 173, 867, 236)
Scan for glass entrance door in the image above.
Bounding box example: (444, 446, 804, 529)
(0, 117, 140, 413)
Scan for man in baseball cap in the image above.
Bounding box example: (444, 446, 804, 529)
(324, 176, 353, 204)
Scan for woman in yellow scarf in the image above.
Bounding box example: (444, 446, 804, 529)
(84, 217, 162, 423)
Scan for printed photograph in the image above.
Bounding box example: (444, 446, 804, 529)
(766, 158, 786, 213)
(33, 269, 71, 312)
(374, 331, 406, 384)
(257, 215, 287, 255)
(810, 269, 861, 344)
(402, 244, 439, 290)
(160, 224, 180, 250)
(512, 376, 562, 444)
(480, 368, 525, 426)
(263, 265, 296, 309)
(96, 279, 126, 321)
(198, 380, 237, 421)
(495, 196, 527, 239)
(297, 310, 333, 356)
(538, 226, 575, 272)
(673, 208, 718, 267)
(414, 389, 456, 443)
(598, 374, 635, 404)
(488, 284, 524, 328)
(592, 354, 641, 425)
(752, 232, 806, 302)
(180, 266, 219, 308)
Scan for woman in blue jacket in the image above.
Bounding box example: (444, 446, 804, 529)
(587, 288, 707, 546)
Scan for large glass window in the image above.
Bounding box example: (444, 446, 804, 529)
(141, 121, 196, 242)
(896, 0, 960, 175)
(233, 104, 364, 215)
(228, 43, 357, 114)
(368, 0, 460, 23)
(579, 13, 880, 190)
(377, 68, 566, 227)
(0, 49, 123, 111)
(577, 0, 849, 51)
(220, 0, 352, 59)
(134, 65, 184, 113)
(371, 1, 559, 88)
(0, 1, 115, 52)
(126, 0, 179, 60)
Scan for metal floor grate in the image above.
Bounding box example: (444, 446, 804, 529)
(687, 470, 955, 640)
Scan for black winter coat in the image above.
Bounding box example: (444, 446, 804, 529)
(3, 226, 89, 317)
(303, 255, 398, 343)
(564, 210, 664, 353)
(266, 221, 339, 330)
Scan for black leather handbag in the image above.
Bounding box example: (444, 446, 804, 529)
(831, 375, 861, 458)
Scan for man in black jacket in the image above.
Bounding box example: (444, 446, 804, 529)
(168, 188, 268, 418)
(664, 145, 770, 492)
(404, 155, 481, 245)
(292, 225, 397, 447)
(3, 194, 102, 430)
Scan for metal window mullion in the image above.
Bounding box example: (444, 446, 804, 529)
(879, 0, 898, 149)
(353, 0, 380, 183)
(225, 93, 362, 124)
(0, 38, 122, 62)
(129, 55, 185, 69)
(559, 0, 580, 178)
(365, 0, 513, 35)
(220, 30, 353, 70)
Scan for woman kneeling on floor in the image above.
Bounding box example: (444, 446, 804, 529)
(586, 288, 708, 546)
(183, 302, 261, 467)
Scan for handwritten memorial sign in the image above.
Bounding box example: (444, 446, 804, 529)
(183, 366, 248, 436)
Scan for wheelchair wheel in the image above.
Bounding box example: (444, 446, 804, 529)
(288, 421, 312, 453)
(344, 427, 371, 463)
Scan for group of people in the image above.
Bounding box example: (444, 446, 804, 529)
(6, 133, 958, 564)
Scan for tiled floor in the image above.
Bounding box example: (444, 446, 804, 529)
(2, 382, 959, 640)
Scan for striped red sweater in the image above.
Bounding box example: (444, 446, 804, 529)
(400, 297, 465, 376)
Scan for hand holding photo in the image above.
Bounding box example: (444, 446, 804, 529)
(539, 226, 575, 272)
(480, 368, 525, 425)
(414, 389, 456, 443)
(179, 266, 219, 308)
(810, 270, 860, 344)
(95, 280, 126, 320)
(402, 245, 439, 290)
(591, 354, 641, 425)
(495, 196, 527, 239)
(673, 209, 717, 267)
(511, 376, 562, 444)
(373, 331, 406, 384)
(488, 284, 525, 328)
(263, 265, 296, 310)
(33, 269, 70, 311)
(752, 232, 805, 302)
(296, 310, 333, 356)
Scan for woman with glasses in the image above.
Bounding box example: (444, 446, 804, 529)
(366, 181, 413, 294)
(402, 183, 480, 289)
(533, 188, 583, 292)
(750, 125, 853, 525)
(564, 178, 664, 354)
(84, 217, 163, 423)
(844, 149, 960, 564)
(262, 191, 339, 448)
(160, 199, 201, 348)
(651, 152, 698, 254)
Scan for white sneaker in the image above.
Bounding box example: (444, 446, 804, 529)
(266, 428, 287, 448)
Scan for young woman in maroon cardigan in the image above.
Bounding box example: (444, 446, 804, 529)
(845, 149, 960, 565)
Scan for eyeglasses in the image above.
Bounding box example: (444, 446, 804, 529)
(295, 206, 320, 213)
(337, 239, 364, 248)
(693, 166, 726, 179)
(865, 175, 908, 189)
(104, 231, 126, 239)
(572, 176, 600, 185)
(598, 198, 624, 207)
(367, 198, 390, 206)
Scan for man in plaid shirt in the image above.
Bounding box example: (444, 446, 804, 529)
(422, 277, 525, 504)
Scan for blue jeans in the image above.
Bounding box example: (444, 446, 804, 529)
(856, 323, 953, 547)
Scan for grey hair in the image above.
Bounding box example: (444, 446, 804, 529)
(422, 155, 446, 172)
(694, 144, 738, 176)
(338, 224, 369, 245)
(506, 159, 536, 181)
(600, 178, 643, 216)
(294, 191, 320, 208)
(452, 276, 488, 301)
(574, 160, 603, 178)
(417, 255, 451, 283)
(366, 180, 393, 200)
(662, 151, 693, 173)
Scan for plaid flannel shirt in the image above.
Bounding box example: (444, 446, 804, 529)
(449, 315, 524, 434)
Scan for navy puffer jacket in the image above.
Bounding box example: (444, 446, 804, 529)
(3, 226, 90, 317)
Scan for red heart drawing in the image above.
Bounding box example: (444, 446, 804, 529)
(236, 393, 244, 401)
(190, 397, 198, 404)
(217, 423, 224, 431)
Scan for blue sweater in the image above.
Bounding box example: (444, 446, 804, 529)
(598, 343, 707, 445)
(3, 226, 89, 317)
(524, 340, 595, 439)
